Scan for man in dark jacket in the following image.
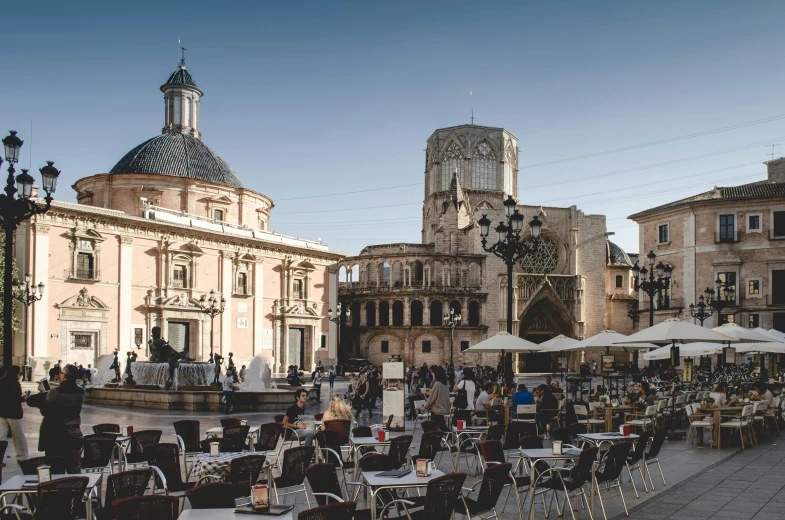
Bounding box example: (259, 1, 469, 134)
(27, 364, 85, 473)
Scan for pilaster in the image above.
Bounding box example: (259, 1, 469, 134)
(220, 251, 233, 355)
(118, 235, 133, 354)
(253, 259, 264, 356)
(31, 222, 50, 358)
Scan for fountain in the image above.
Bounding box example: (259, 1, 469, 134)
(91, 354, 117, 387)
(239, 356, 274, 392)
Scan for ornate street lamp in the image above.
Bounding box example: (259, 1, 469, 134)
(11, 273, 44, 379)
(328, 302, 350, 363)
(2, 131, 60, 366)
(705, 276, 736, 324)
(689, 295, 714, 326)
(626, 303, 640, 329)
(478, 195, 543, 383)
(631, 250, 673, 328)
(443, 306, 461, 371)
(198, 289, 226, 362)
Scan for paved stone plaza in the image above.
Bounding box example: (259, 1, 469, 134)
(4, 379, 764, 519)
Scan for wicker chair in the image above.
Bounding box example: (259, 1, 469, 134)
(146, 443, 196, 497)
(112, 495, 179, 520)
(220, 418, 244, 428)
(19, 456, 65, 475)
(305, 463, 371, 519)
(124, 430, 162, 465)
(267, 446, 315, 506)
(173, 420, 201, 452)
(1, 476, 89, 520)
(80, 434, 117, 473)
(186, 482, 237, 509)
(379, 472, 467, 520)
(223, 424, 252, 452)
(200, 438, 234, 453)
(93, 423, 121, 435)
(94, 468, 153, 520)
(297, 501, 357, 520)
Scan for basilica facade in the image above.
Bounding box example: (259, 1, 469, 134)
(11, 58, 343, 378)
(336, 125, 635, 371)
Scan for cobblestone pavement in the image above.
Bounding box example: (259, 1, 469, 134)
(2, 379, 748, 518)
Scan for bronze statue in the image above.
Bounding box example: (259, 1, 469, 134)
(212, 353, 224, 385)
(227, 352, 235, 371)
(148, 326, 189, 363)
(109, 351, 121, 382)
(124, 351, 138, 385)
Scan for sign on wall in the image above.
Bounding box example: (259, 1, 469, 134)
(237, 318, 249, 329)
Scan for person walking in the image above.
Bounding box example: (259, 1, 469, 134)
(282, 389, 314, 446)
(328, 366, 336, 389)
(26, 364, 85, 473)
(313, 367, 323, 402)
(354, 373, 370, 419)
(223, 368, 238, 414)
(421, 366, 450, 431)
(0, 366, 29, 462)
(453, 367, 476, 410)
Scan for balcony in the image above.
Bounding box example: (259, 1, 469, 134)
(65, 268, 100, 281)
(339, 280, 483, 296)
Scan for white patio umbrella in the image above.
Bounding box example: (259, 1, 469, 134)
(642, 342, 724, 361)
(465, 331, 543, 353)
(537, 334, 580, 352)
(768, 329, 785, 341)
(618, 318, 736, 346)
(711, 323, 778, 343)
(561, 330, 659, 353)
(735, 342, 785, 354)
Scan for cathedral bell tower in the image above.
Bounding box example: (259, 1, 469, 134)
(161, 49, 204, 139)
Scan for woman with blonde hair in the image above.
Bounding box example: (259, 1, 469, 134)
(323, 395, 354, 422)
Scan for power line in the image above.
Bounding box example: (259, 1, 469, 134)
(520, 114, 785, 169)
(526, 136, 784, 190)
(275, 182, 421, 201)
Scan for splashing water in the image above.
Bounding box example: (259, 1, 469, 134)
(239, 356, 274, 392)
(130, 362, 215, 390)
(91, 354, 117, 387)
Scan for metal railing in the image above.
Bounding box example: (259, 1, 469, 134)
(65, 268, 100, 280)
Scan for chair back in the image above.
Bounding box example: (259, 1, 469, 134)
(230, 454, 267, 498)
(596, 442, 632, 482)
(628, 430, 650, 464)
(112, 495, 179, 520)
(93, 423, 121, 434)
(297, 501, 357, 520)
(128, 430, 162, 461)
(255, 422, 283, 452)
(451, 409, 472, 426)
(281, 446, 316, 485)
(478, 440, 506, 464)
(173, 420, 201, 452)
(675, 395, 686, 405)
(503, 421, 536, 450)
(573, 404, 588, 419)
(186, 482, 237, 509)
(223, 424, 251, 451)
(551, 427, 572, 444)
(388, 435, 413, 469)
(588, 401, 603, 412)
(19, 456, 66, 475)
(220, 418, 244, 427)
(358, 453, 393, 471)
(314, 413, 325, 421)
(305, 463, 344, 505)
(656, 399, 666, 412)
(474, 463, 512, 512)
(644, 405, 657, 417)
(646, 426, 668, 458)
(316, 430, 344, 465)
(486, 424, 505, 441)
(81, 434, 117, 469)
(420, 420, 439, 433)
(145, 443, 186, 489)
(200, 438, 233, 453)
(570, 446, 599, 486)
(274, 414, 286, 423)
(36, 476, 89, 520)
(421, 472, 468, 520)
(105, 468, 153, 506)
(416, 432, 444, 460)
(752, 402, 762, 414)
(519, 435, 543, 450)
(516, 404, 537, 419)
(322, 420, 351, 445)
(352, 426, 372, 437)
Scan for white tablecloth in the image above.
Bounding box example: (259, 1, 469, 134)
(190, 452, 253, 481)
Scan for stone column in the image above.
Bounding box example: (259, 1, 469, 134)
(118, 236, 133, 355)
(220, 251, 233, 356)
(31, 222, 50, 360)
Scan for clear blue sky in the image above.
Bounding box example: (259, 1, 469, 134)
(6, 1, 785, 256)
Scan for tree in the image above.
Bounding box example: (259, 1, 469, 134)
(0, 235, 19, 346)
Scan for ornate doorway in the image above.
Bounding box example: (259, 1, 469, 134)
(520, 313, 555, 372)
(518, 292, 575, 373)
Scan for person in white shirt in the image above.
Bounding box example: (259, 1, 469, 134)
(453, 367, 476, 410)
(222, 368, 238, 414)
(313, 368, 323, 402)
(754, 382, 773, 407)
(709, 382, 728, 407)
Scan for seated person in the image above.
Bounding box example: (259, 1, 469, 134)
(322, 395, 354, 422)
(512, 384, 534, 406)
(709, 382, 729, 407)
(504, 381, 517, 397)
(752, 382, 773, 407)
(282, 389, 314, 446)
(475, 383, 502, 423)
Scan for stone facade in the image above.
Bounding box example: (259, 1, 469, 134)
(337, 125, 622, 371)
(629, 159, 785, 332)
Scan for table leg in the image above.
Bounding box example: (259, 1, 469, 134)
(696, 427, 704, 447)
(370, 486, 378, 520)
(605, 407, 612, 432)
(714, 411, 721, 448)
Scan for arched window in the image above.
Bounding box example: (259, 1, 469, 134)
(365, 301, 376, 327)
(379, 262, 390, 285)
(503, 144, 515, 195)
(411, 300, 423, 326)
(430, 300, 443, 326)
(351, 302, 361, 327)
(413, 261, 424, 285)
(472, 141, 496, 190)
(378, 301, 390, 326)
(441, 142, 464, 191)
(615, 275, 623, 288)
(392, 301, 404, 326)
(468, 301, 480, 326)
(184, 97, 191, 126)
(450, 300, 461, 319)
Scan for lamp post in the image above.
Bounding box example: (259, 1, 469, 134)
(443, 306, 461, 371)
(705, 276, 736, 324)
(478, 195, 543, 383)
(328, 302, 350, 366)
(2, 131, 60, 367)
(689, 295, 714, 326)
(626, 304, 640, 329)
(11, 273, 44, 380)
(631, 250, 673, 328)
(198, 289, 226, 362)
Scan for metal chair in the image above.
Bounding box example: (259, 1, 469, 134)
(642, 427, 668, 490)
(124, 430, 162, 466)
(305, 462, 370, 519)
(19, 456, 65, 475)
(93, 423, 121, 435)
(379, 472, 467, 520)
(223, 424, 252, 452)
(625, 405, 657, 433)
(112, 495, 179, 520)
(593, 442, 633, 519)
(80, 434, 117, 474)
(94, 468, 153, 520)
(454, 462, 511, 520)
(267, 446, 315, 506)
(297, 501, 358, 520)
(1, 476, 89, 520)
(146, 442, 196, 511)
(173, 420, 201, 473)
(529, 446, 598, 520)
(685, 404, 713, 449)
(624, 429, 651, 498)
(186, 482, 237, 509)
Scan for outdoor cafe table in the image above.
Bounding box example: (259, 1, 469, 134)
(519, 448, 582, 520)
(698, 406, 744, 448)
(451, 425, 488, 474)
(190, 451, 270, 482)
(0, 473, 103, 519)
(180, 509, 293, 520)
(577, 432, 639, 449)
(602, 405, 635, 432)
(205, 425, 261, 445)
(350, 436, 392, 478)
(362, 469, 445, 520)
